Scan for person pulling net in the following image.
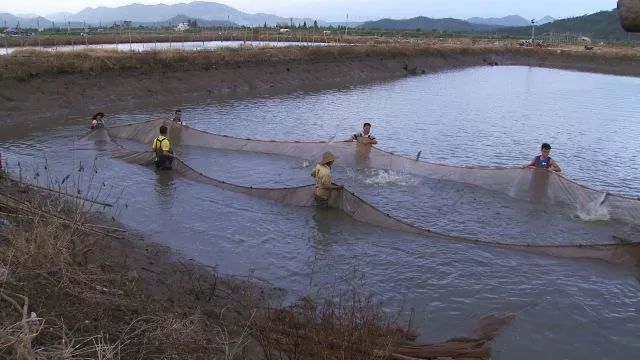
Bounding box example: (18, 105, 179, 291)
(105, 118, 640, 228)
(311, 151, 343, 207)
(152, 125, 175, 170)
(79, 125, 640, 267)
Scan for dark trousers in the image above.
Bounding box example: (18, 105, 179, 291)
(314, 194, 329, 208)
(155, 155, 174, 170)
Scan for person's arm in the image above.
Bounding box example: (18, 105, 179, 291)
(319, 170, 343, 190)
(550, 159, 561, 172)
(524, 157, 536, 169)
(161, 141, 175, 157)
(369, 136, 378, 145)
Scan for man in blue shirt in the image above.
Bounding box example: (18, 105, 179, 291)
(527, 143, 561, 172)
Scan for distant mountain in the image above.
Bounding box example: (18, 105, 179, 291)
(140, 15, 236, 28)
(45, 12, 76, 22)
(0, 12, 55, 29)
(467, 15, 557, 27)
(467, 15, 529, 27)
(67, 1, 293, 26)
(361, 16, 499, 32)
(536, 16, 556, 25)
(325, 21, 364, 28)
(16, 13, 39, 19)
(501, 10, 630, 40)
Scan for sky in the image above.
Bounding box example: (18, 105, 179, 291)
(0, 0, 618, 21)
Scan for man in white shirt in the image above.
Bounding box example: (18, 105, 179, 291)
(351, 122, 377, 145)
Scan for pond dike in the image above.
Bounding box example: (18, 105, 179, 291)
(1, 45, 639, 126)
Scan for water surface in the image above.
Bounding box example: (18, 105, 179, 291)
(2, 66, 640, 359)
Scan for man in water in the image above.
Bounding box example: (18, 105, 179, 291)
(90, 112, 105, 130)
(152, 125, 174, 170)
(351, 122, 378, 145)
(172, 109, 184, 125)
(526, 143, 561, 172)
(310, 151, 343, 207)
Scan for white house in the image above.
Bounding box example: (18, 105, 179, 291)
(176, 23, 190, 31)
(279, 28, 290, 33)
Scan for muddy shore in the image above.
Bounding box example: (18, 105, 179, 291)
(0, 177, 514, 359)
(1, 45, 639, 129)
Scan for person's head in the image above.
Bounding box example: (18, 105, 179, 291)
(541, 143, 551, 156)
(92, 112, 105, 121)
(174, 109, 182, 119)
(159, 125, 168, 135)
(363, 122, 372, 135)
(320, 151, 336, 167)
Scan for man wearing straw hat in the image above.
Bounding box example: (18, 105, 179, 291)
(311, 151, 343, 207)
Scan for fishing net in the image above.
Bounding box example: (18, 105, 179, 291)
(83, 121, 640, 266)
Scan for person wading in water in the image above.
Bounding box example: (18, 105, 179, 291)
(172, 109, 184, 125)
(526, 143, 562, 172)
(90, 112, 106, 130)
(351, 122, 378, 145)
(311, 151, 343, 207)
(152, 125, 175, 170)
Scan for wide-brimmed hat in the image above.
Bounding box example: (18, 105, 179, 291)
(320, 151, 336, 165)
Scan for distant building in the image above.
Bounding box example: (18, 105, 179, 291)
(3, 28, 31, 36)
(279, 28, 290, 33)
(175, 23, 190, 31)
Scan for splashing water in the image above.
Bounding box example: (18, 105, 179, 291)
(576, 192, 611, 222)
(303, 133, 338, 169)
(346, 168, 421, 186)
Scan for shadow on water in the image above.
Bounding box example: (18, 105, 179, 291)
(527, 170, 552, 204)
(153, 167, 178, 209)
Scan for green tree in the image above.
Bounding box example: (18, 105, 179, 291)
(303, 21, 307, 28)
(313, 20, 318, 29)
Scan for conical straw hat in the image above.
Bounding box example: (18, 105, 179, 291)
(320, 151, 336, 165)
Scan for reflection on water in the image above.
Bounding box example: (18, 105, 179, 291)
(2, 40, 336, 55)
(154, 169, 178, 209)
(136, 66, 638, 196)
(2, 66, 640, 359)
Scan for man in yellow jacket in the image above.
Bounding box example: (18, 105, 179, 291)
(152, 125, 174, 170)
(310, 151, 343, 207)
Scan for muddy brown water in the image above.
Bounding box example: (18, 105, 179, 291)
(2, 66, 640, 359)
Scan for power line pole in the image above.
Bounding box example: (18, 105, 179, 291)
(345, 13, 349, 37)
(531, 19, 536, 42)
(4, 20, 7, 55)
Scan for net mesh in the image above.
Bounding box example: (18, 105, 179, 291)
(82, 120, 640, 266)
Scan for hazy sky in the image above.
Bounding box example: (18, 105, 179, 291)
(1, 0, 618, 21)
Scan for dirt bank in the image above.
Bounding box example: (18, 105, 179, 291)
(0, 176, 515, 359)
(1, 45, 639, 128)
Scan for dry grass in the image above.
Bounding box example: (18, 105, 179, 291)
(0, 174, 248, 359)
(0, 173, 426, 359)
(251, 293, 406, 360)
(2, 42, 639, 81)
